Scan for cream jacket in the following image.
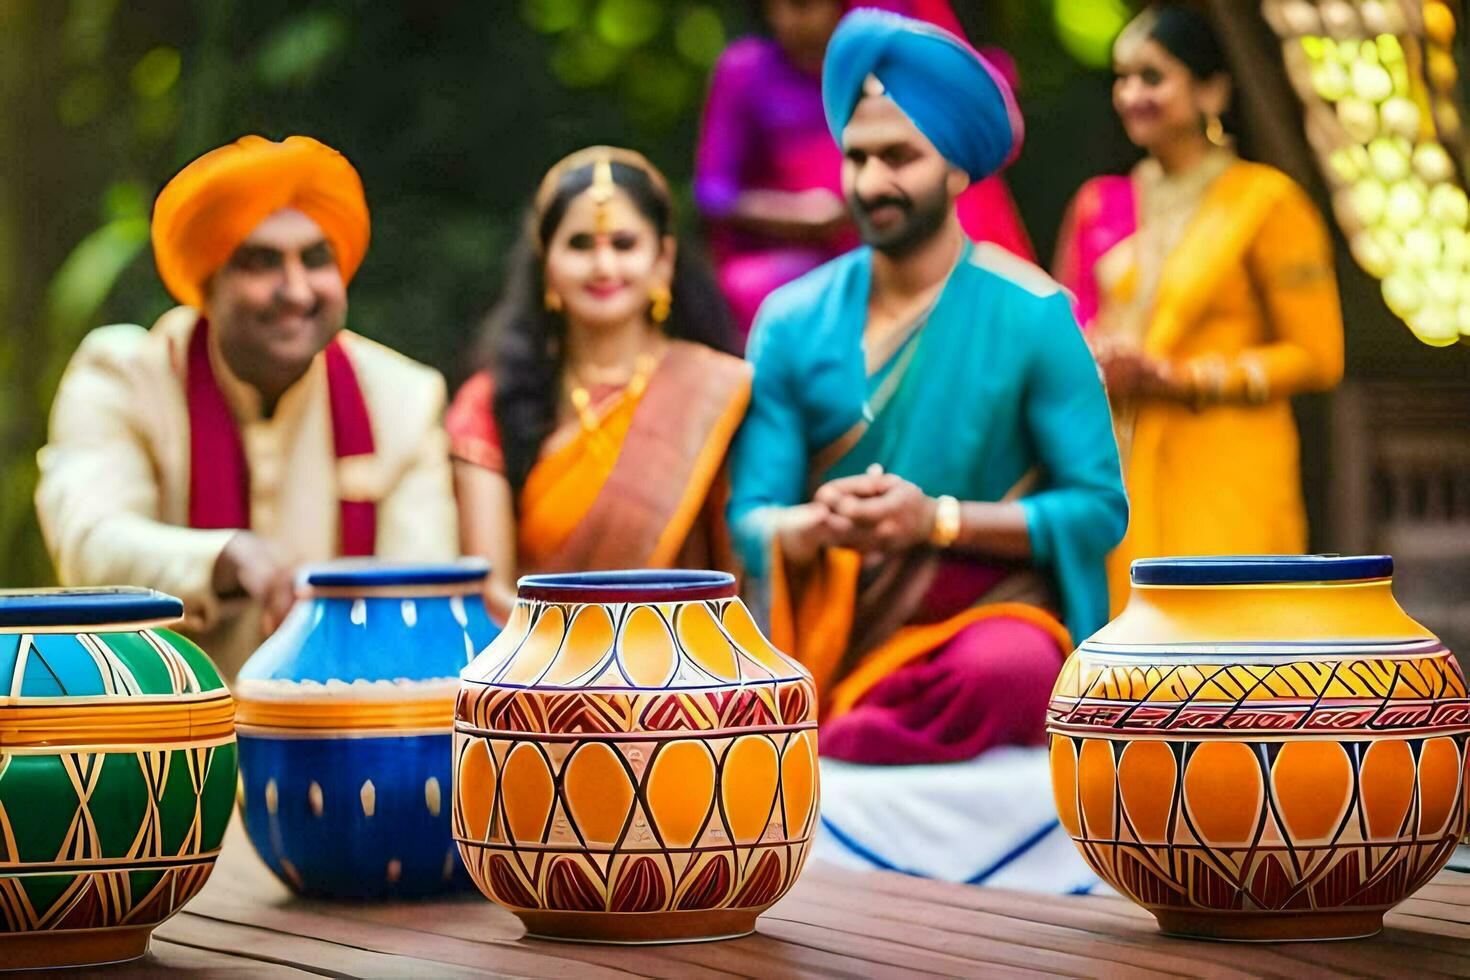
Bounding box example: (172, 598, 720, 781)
(36, 307, 459, 676)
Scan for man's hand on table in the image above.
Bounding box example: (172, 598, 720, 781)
(213, 531, 298, 635)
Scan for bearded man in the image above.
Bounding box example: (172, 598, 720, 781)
(37, 135, 458, 676)
(728, 11, 1127, 765)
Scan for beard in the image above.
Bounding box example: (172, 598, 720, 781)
(850, 180, 953, 257)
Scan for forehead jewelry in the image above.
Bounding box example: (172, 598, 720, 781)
(590, 153, 615, 235)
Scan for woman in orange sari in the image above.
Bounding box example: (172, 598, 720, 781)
(1053, 5, 1344, 611)
(447, 147, 749, 620)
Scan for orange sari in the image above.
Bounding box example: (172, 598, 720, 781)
(448, 341, 751, 575)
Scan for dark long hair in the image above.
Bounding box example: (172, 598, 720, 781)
(1143, 3, 1228, 81)
(477, 159, 737, 497)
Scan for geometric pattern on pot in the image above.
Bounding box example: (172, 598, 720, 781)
(0, 590, 236, 967)
(0, 742, 237, 932)
(456, 680, 814, 736)
(1050, 636, 1470, 928)
(461, 596, 810, 692)
(2, 627, 227, 699)
(1049, 556, 1470, 940)
(1050, 639, 1470, 737)
(453, 726, 817, 915)
(455, 571, 820, 941)
(1050, 730, 1468, 918)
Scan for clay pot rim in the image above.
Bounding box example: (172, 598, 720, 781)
(1131, 554, 1393, 587)
(516, 570, 737, 603)
(296, 557, 491, 590)
(0, 587, 182, 629)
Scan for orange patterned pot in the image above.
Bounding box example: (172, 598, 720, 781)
(452, 571, 818, 943)
(1049, 556, 1470, 941)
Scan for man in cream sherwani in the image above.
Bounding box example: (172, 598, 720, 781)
(36, 135, 459, 677)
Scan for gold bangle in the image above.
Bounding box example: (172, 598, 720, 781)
(929, 494, 961, 549)
(1241, 356, 1270, 404)
(1188, 357, 1227, 411)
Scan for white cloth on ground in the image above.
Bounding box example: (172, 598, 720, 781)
(813, 746, 1107, 895)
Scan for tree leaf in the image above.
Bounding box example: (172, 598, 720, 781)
(255, 9, 349, 89)
(43, 216, 149, 342)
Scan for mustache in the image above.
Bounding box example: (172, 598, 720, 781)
(855, 193, 911, 215)
(257, 299, 322, 322)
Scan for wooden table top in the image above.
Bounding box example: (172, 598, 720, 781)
(36, 823, 1470, 978)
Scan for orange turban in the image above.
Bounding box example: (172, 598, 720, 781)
(151, 135, 370, 308)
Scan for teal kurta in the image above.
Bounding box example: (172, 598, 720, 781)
(727, 241, 1127, 644)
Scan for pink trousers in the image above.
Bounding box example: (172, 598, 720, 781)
(819, 616, 1065, 765)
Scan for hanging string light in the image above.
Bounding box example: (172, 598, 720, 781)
(1267, 0, 1469, 347)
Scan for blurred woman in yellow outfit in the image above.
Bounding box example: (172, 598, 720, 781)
(1054, 4, 1344, 612)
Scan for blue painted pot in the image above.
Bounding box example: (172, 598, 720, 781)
(234, 560, 499, 898)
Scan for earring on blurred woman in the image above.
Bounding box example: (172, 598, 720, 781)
(1205, 112, 1226, 147)
(544, 289, 563, 313)
(648, 282, 672, 324)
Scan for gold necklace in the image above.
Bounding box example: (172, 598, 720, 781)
(564, 351, 658, 444)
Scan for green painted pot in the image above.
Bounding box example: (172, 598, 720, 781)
(0, 588, 237, 971)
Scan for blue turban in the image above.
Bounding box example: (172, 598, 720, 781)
(822, 10, 1022, 181)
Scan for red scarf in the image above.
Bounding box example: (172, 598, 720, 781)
(186, 317, 377, 555)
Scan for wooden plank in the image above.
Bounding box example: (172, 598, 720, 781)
(201, 850, 884, 979)
(205, 823, 897, 978)
(1384, 913, 1470, 943)
(1229, 934, 1469, 979)
(338, 900, 894, 980)
(1376, 927, 1470, 968)
(183, 893, 647, 980)
(154, 913, 494, 979)
(798, 870, 1342, 978)
(202, 826, 948, 978)
(147, 939, 320, 976)
(1412, 882, 1470, 905)
(171, 821, 1470, 978)
(755, 914, 1059, 980)
(761, 897, 1179, 979)
(797, 866, 1470, 979)
(790, 876, 1241, 978)
(8, 939, 313, 978)
(1394, 898, 1470, 925)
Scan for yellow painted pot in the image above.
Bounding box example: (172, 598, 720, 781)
(1048, 556, 1469, 941)
(452, 571, 818, 943)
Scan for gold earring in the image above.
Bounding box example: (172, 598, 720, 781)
(543, 289, 563, 313)
(1205, 112, 1227, 147)
(649, 283, 671, 324)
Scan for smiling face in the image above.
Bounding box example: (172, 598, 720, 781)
(1112, 36, 1228, 154)
(204, 207, 347, 394)
(542, 186, 673, 333)
(840, 93, 967, 256)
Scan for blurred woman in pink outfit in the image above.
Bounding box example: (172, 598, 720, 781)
(694, 0, 1033, 338)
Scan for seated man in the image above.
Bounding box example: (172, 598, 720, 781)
(728, 11, 1127, 766)
(36, 135, 458, 677)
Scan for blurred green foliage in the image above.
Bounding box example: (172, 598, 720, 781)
(1, 0, 1130, 588)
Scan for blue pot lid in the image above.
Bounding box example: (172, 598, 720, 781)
(517, 569, 736, 603)
(0, 587, 183, 628)
(299, 558, 490, 589)
(1131, 555, 1393, 586)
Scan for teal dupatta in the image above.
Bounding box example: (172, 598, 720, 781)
(727, 241, 1127, 644)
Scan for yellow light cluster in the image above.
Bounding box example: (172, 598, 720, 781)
(1269, 0, 1468, 347)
